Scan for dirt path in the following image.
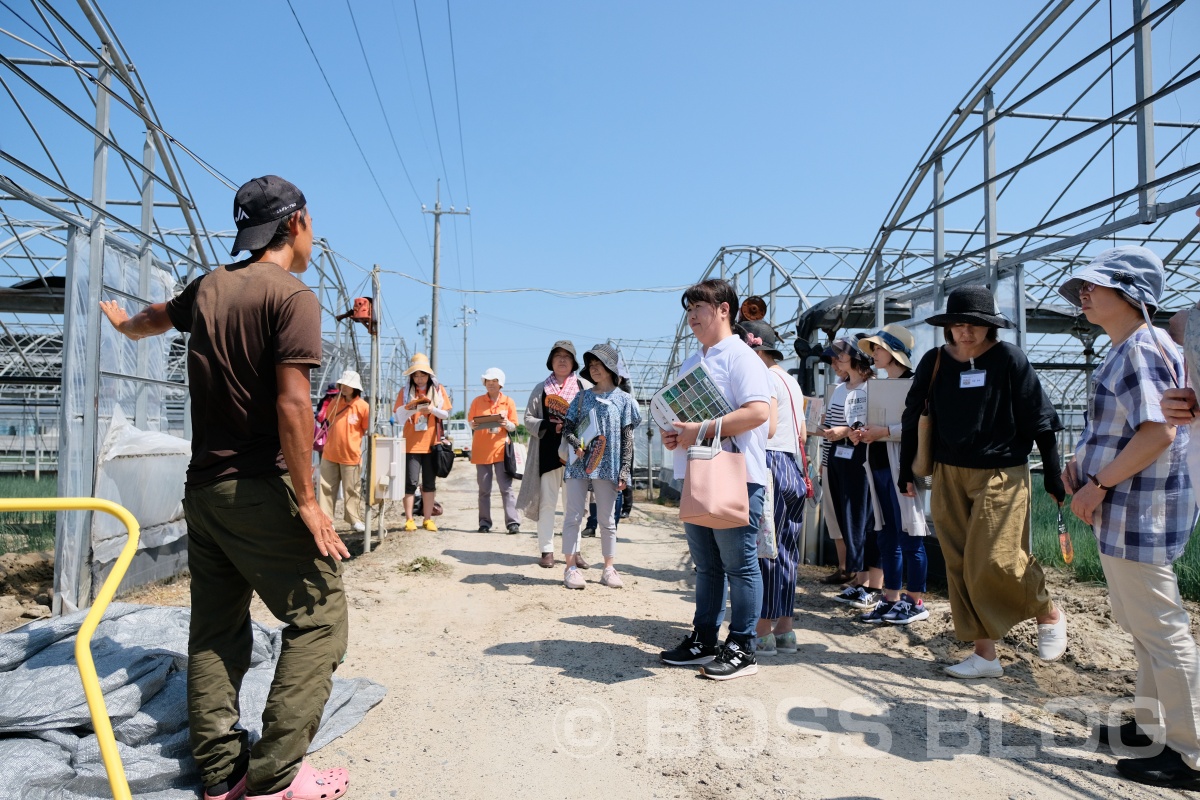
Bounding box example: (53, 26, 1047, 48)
(123, 465, 1188, 799)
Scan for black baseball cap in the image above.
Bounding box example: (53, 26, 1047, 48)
(230, 175, 306, 256)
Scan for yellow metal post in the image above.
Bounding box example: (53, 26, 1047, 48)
(0, 498, 140, 800)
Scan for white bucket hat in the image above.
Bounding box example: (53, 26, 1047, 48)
(481, 367, 506, 387)
(336, 369, 364, 392)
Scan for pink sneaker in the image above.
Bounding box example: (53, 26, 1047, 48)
(600, 567, 624, 588)
(246, 762, 349, 800)
(204, 774, 247, 800)
(564, 566, 586, 590)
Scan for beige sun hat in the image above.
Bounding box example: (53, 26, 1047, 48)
(858, 324, 915, 369)
(403, 352, 436, 379)
(335, 369, 364, 392)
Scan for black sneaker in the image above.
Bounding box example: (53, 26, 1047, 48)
(856, 599, 895, 624)
(848, 588, 881, 610)
(1117, 746, 1200, 790)
(701, 640, 758, 681)
(582, 525, 597, 538)
(506, 523, 520, 534)
(660, 631, 719, 665)
(1097, 718, 1156, 750)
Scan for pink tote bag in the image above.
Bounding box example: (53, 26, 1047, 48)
(679, 418, 750, 529)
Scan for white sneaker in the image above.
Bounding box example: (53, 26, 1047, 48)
(943, 653, 1003, 679)
(1037, 610, 1067, 661)
(600, 566, 624, 588)
(352, 521, 365, 533)
(564, 566, 586, 590)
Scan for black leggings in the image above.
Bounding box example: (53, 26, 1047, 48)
(405, 452, 437, 494)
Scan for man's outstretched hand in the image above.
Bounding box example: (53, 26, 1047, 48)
(298, 500, 350, 561)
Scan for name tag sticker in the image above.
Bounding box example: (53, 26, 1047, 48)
(834, 445, 854, 459)
(960, 370, 986, 389)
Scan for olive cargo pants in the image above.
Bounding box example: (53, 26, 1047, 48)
(183, 474, 349, 795)
(930, 463, 1053, 642)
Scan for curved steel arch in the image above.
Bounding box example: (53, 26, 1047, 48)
(0, 0, 386, 611)
(845, 0, 1200, 348)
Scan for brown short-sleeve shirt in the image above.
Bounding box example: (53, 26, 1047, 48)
(166, 261, 322, 486)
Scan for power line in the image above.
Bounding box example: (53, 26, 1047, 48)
(444, 0, 478, 294)
(378, 268, 691, 297)
(445, 0, 470, 207)
(285, 0, 426, 275)
(344, 0, 424, 208)
(411, 0, 454, 204)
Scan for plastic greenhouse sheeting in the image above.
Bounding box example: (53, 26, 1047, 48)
(0, 604, 385, 799)
(91, 407, 190, 566)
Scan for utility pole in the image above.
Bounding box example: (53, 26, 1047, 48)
(416, 315, 430, 356)
(421, 180, 469, 373)
(455, 306, 475, 417)
(362, 265, 382, 553)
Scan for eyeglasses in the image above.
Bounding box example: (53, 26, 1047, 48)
(1078, 281, 1098, 295)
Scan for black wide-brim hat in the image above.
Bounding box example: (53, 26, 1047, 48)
(925, 285, 1014, 329)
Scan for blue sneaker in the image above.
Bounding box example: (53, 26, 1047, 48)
(884, 594, 930, 625)
(856, 599, 895, 623)
(774, 631, 798, 653)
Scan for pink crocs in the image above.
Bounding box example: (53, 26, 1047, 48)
(246, 762, 349, 800)
(204, 773, 247, 800)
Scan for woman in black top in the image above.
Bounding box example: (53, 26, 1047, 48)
(516, 341, 588, 570)
(898, 286, 1067, 679)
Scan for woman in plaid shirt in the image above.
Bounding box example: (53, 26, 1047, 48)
(1060, 246, 1199, 791)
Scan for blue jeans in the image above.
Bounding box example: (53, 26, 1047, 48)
(683, 483, 765, 647)
(872, 466, 928, 593)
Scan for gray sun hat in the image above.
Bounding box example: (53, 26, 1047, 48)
(1058, 245, 1165, 311)
(580, 342, 621, 382)
(545, 340, 578, 372)
(739, 320, 785, 361)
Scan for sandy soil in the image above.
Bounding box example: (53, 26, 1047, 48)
(52, 465, 1200, 797)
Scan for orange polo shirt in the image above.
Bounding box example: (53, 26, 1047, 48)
(469, 392, 517, 465)
(321, 396, 371, 466)
(393, 385, 452, 454)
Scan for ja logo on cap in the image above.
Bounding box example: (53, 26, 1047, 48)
(235, 206, 249, 222)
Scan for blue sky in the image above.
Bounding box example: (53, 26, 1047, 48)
(94, 0, 1053, 403)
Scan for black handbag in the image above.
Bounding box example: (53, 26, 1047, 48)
(503, 439, 523, 480)
(434, 441, 455, 478)
(433, 419, 455, 478)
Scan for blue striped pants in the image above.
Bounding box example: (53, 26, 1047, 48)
(761, 450, 807, 619)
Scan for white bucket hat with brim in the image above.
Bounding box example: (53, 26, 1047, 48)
(481, 367, 506, 386)
(336, 369, 364, 392)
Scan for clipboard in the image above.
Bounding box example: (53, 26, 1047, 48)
(866, 378, 912, 437)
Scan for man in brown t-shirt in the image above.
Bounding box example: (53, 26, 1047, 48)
(100, 175, 351, 800)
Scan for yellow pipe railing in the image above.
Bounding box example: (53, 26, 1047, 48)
(0, 498, 139, 800)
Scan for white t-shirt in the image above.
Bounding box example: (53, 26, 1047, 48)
(671, 334, 772, 486)
(767, 367, 803, 454)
